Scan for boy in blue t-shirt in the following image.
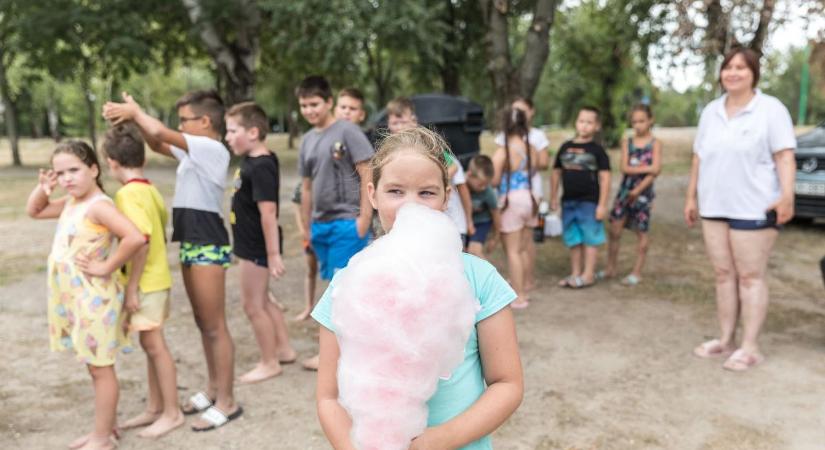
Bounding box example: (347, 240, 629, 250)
(550, 106, 611, 289)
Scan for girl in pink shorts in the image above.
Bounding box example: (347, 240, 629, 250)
(492, 107, 539, 309)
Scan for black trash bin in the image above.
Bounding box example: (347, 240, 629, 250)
(369, 93, 484, 167)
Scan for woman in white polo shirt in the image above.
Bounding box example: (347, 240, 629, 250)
(684, 47, 796, 372)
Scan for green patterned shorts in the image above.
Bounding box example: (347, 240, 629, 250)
(179, 242, 232, 268)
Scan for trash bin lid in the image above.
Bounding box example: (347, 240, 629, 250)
(370, 93, 484, 126)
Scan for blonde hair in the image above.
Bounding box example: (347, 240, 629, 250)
(371, 127, 452, 193)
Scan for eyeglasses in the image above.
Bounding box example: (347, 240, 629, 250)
(178, 115, 203, 124)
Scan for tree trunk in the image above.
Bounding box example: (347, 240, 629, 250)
(518, 0, 557, 100)
(748, 0, 775, 55)
(598, 44, 622, 147)
(0, 47, 21, 166)
(481, 0, 517, 108)
(482, 0, 558, 108)
(439, 0, 461, 95)
(182, 0, 260, 105)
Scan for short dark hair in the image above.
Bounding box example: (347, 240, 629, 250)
(386, 96, 415, 117)
(102, 123, 145, 168)
(296, 75, 333, 100)
(469, 154, 494, 179)
(720, 47, 761, 88)
(338, 87, 365, 104)
(175, 90, 225, 134)
(578, 105, 601, 122)
(226, 102, 269, 141)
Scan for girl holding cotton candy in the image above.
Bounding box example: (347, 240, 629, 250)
(311, 127, 523, 450)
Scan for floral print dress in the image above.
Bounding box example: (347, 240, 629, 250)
(609, 138, 656, 232)
(47, 194, 129, 366)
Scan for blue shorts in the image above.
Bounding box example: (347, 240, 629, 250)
(311, 218, 370, 280)
(469, 221, 493, 243)
(702, 213, 779, 230)
(562, 200, 606, 247)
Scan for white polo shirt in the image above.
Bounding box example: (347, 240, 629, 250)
(693, 90, 796, 220)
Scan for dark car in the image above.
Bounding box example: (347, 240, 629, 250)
(794, 122, 825, 219)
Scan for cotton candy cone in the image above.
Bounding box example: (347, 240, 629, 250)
(332, 202, 479, 450)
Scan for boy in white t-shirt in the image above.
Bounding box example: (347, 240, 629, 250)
(494, 97, 550, 290)
(103, 90, 242, 431)
(387, 97, 474, 245)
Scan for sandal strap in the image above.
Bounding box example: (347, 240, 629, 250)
(190, 392, 213, 411)
(200, 406, 229, 427)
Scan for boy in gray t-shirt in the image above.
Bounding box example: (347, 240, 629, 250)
(296, 76, 374, 283)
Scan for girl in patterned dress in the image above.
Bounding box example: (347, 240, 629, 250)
(605, 105, 662, 286)
(27, 141, 145, 450)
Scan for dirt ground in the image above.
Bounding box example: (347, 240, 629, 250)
(1, 129, 824, 450)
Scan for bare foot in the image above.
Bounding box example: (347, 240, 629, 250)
(138, 412, 185, 439)
(525, 281, 537, 292)
(301, 354, 319, 371)
(238, 362, 283, 384)
(77, 435, 115, 450)
(510, 298, 530, 309)
(293, 307, 312, 321)
(68, 432, 91, 450)
(277, 348, 298, 364)
(119, 410, 161, 429)
(267, 291, 286, 311)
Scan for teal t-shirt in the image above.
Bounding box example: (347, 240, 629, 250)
(471, 186, 499, 224)
(311, 253, 516, 449)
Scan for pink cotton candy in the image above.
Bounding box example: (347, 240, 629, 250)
(331, 202, 480, 450)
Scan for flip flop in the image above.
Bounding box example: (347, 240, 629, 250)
(693, 339, 734, 359)
(192, 406, 244, 432)
(621, 274, 640, 286)
(723, 349, 764, 372)
(558, 276, 575, 287)
(564, 276, 595, 289)
(181, 391, 213, 416)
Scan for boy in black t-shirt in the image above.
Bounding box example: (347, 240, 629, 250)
(225, 102, 296, 384)
(550, 106, 611, 289)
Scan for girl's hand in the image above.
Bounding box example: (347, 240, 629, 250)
(268, 254, 286, 279)
(768, 195, 794, 225)
(627, 190, 640, 204)
(39, 169, 57, 196)
(684, 198, 698, 228)
(408, 428, 449, 450)
(124, 289, 140, 314)
(74, 253, 112, 277)
(549, 198, 559, 212)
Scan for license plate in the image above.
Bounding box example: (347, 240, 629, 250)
(795, 181, 825, 197)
